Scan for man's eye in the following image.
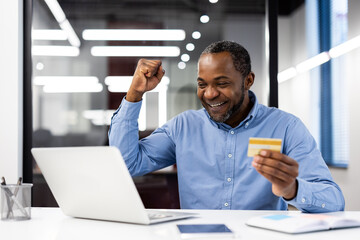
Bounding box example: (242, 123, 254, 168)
(217, 82, 229, 87)
(197, 83, 206, 88)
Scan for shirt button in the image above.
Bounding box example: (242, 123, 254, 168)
(228, 154, 232, 158)
(301, 198, 306, 203)
(230, 131, 234, 135)
(227, 178, 232, 182)
(224, 202, 229, 207)
(245, 122, 249, 127)
(322, 203, 326, 208)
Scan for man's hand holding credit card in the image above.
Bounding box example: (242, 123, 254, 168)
(247, 137, 282, 157)
(249, 137, 299, 200)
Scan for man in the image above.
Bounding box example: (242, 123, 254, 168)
(109, 40, 345, 212)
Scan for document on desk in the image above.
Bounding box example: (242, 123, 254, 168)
(246, 213, 360, 234)
(247, 138, 282, 157)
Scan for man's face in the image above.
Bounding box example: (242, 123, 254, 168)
(197, 52, 248, 125)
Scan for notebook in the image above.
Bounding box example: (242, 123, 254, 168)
(246, 213, 360, 234)
(31, 146, 195, 224)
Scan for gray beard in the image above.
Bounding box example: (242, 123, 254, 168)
(209, 109, 231, 123)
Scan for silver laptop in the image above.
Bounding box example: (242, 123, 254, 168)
(31, 146, 194, 224)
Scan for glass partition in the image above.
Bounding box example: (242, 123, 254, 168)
(31, 0, 269, 207)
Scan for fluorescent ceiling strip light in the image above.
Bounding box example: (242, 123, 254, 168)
(295, 52, 330, 73)
(44, 0, 66, 22)
(59, 20, 81, 47)
(152, 77, 170, 92)
(32, 29, 67, 40)
(105, 76, 132, 93)
(105, 76, 170, 86)
(91, 119, 109, 126)
(158, 90, 167, 127)
(139, 95, 146, 131)
(34, 76, 99, 85)
(329, 35, 360, 58)
(43, 83, 103, 93)
(91, 46, 180, 57)
(32, 46, 79, 56)
(278, 35, 360, 83)
(83, 110, 114, 120)
(82, 110, 115, 126)
(277, 67, 297, 83)
(34, 76, 102, 93)
(106, 76, 169, 92)
(44, 0, 80, 47)
(83, 29, 186, 41)
(105, 76, 132, 86)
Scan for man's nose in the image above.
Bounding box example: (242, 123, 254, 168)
(204, 86, 219, 99)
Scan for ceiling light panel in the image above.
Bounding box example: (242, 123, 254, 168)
(32, 30, 67, 40)
(329, 35, 360, 58)
(295, 52, 330, 73)
(34, 76, 99, 86)
(44, 0, 81, 47)
(43, 83, 103, 93)
(59, 20, 81, 47)
(106, 76, 170, 93)
(44, 0, 66, 22)
(32, 46, 80, 56)
(91, 46, 180, 57)
(83, 29, 186, 41)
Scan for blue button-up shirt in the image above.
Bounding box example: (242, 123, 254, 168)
(109, 91, 344, 212)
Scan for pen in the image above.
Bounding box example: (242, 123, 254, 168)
(6, 177, 23, 218)
(1, 176, 13, 218)
(14, 177, 22, 196)
(1, 176, 6, 185)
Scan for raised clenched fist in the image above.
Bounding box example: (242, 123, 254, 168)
(126, 59, 165, 102)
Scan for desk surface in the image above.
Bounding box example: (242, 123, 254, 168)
(1, 208, 360, 240)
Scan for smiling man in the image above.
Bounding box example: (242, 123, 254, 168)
(109, 40, 345, 212)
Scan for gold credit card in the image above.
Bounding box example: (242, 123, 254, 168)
(247, 137, 282, 157)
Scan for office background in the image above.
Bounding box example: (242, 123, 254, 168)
(1, 0, 359, 210)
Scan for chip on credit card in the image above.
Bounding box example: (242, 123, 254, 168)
(247, 137, 282, 157)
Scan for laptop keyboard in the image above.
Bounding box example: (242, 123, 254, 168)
(147, 210, 195, 221)
(148, 212, 173, 220)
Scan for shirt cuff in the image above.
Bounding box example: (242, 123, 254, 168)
(283, 178, 312, 207)
(111, 97, 143, 122)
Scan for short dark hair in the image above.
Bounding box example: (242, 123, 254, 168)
(202, 40, 251, 78)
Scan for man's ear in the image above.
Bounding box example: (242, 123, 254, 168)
(245, 72, 255, 90)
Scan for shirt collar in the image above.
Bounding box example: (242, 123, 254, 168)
(203, 90, 259, 130)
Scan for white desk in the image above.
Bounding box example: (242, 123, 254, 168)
(1, 208, 360, 240)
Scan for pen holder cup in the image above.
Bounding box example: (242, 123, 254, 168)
(1, 184, 33, 221)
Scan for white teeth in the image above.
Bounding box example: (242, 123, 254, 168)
(209, 102, 224, 107)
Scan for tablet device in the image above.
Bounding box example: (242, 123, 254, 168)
(177, 224, 234, 239)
